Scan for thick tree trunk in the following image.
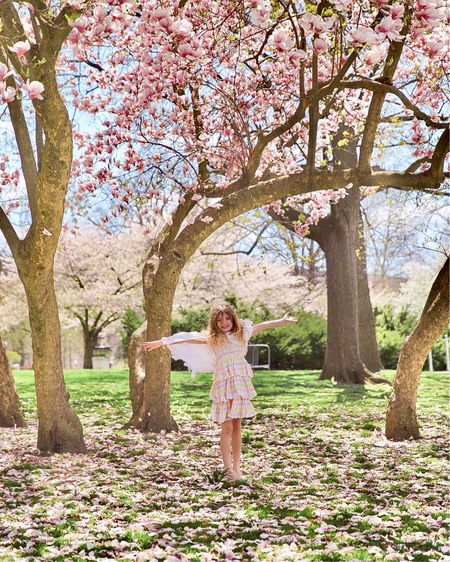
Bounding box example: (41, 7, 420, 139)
(127, 321, 147, 417)
(82, 329, 98, 369)
(269, 128, 384, 383)
(357, 216, 383, 372)
(25, 276, 87, 453)
(385, 258, 449, 440)
(0, 336, 26, 427)
(125, 253, 181, 433)
(314, 189, 372, 383)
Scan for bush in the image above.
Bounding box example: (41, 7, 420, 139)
(6, 350, 21, 366)
(171, 296, 326, 370)
(375, 305, 449, 370)
(120, 307, 145, 352)
(252, 312, 327, 370)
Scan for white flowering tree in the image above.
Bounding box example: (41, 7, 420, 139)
(55, 228, 147, 368)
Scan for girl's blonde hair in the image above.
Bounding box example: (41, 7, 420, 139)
(206, 303, 245, 348)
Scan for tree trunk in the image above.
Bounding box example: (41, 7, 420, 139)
(357, 214, 384, 372)
(0, 336, 26, 428)
(269, 127, 384, 383)
(313, 189, 372, 383)
(125, 253, 181, 433)
(82, 329, 98, 369)
(24, 276, 87, 453)
(127, 321, 147, 417)
(385, 258, 449, 440)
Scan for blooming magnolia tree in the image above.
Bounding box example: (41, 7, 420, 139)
(0, 2, 87, 452)
(66, 0, 448, 434)
(2, 0, 448, 440)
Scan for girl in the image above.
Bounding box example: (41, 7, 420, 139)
(143, 303, 298, 481)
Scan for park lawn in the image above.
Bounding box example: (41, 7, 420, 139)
(1, 369, 449, 561)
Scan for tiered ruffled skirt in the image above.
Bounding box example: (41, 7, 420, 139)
(209, 361, 257, 424)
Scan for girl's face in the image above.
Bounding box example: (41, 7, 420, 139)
(216, 312, 233, 333)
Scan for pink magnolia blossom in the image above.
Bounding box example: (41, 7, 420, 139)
(376, 16, 404, 41)
(364, 46, 385, 66)
(313, 38, 328, 53)
(425, 41, 444, 57)
(351, 27, 379, 45)
(289, 49, 307, 65)
(390, 3, 405, 20)
(170, 19, 193, 37)
(154, 8, 174, 30)
(93, 6, 106, 23)
(70, 15, 89, 33)
(0, 63, 12, 81)
(299, 13, 336, 34)
(8, 40, 31, 58)
(273, 29, 294, 52)
(25, 80, 45, 100)
(178, 43, 196, 58)
(331, 0, 351, 11)
(0, 82, 16, 103)
(416, 0, 446, 28)
(178, 39, 204, 59)
(249, 0, 271, 28)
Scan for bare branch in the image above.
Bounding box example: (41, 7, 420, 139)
(200, 222, 271, 256)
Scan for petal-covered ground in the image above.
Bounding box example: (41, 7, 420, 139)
(1, 370, 449, 561)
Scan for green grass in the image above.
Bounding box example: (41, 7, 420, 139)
(2, 368, 449, 561)
(12, 368, 449, 426)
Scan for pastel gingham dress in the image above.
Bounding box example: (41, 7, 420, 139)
(209, 319, 257, 424)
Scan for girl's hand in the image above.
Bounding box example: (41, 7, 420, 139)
(282, 313, 298, 323)
(143, 340, 162, 351)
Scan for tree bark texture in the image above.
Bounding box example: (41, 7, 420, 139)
(125, 250, 182, 433)
(385, 258, 449, 440)
(357, 214, 384, 372)
(127, 321, 147, 417)
(0, 336, 26, 428)
(311, 188, 372, 383)
(269, 127, 383, 383)
(0, 9, 87, 452)
(22, 277, 87, 453)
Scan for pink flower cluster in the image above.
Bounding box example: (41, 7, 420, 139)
(0, 58, 45, 104)
(249, 0, 271, 29)
(299, 12, 336, 35)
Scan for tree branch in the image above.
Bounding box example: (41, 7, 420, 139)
(339, 80, 448, 129)
(200, 222, 271, 256)
(176, 164, 447, 262)
(357, 36, 406, 172)
(0, 208, 21, 256)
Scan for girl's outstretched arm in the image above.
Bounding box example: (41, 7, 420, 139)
(143, 338, 207, 351)
(251, 313, 298, 336)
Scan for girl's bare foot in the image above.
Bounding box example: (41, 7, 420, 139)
(225, 467, 238, 481)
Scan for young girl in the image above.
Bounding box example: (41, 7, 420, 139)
(143, 303, 298, 481)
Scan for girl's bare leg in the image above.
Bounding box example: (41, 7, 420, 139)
(220, 419, 235, 478)
(232, 418, 242, 478)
